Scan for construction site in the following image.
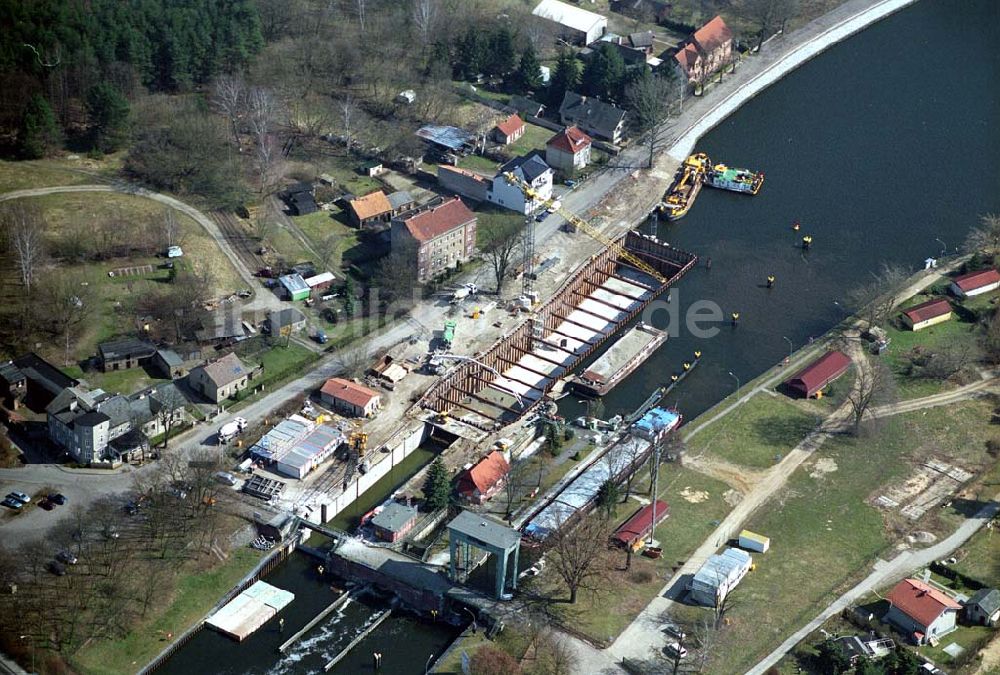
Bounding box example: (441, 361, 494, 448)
(419, 231, 698, 431)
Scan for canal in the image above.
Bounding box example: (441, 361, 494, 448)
(563, 0, 1000, 423)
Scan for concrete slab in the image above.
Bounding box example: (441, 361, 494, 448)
(566, 309, 612, 334)
(503, 365, 552, 390)
(592, 287, 640, 311)
(579, 298, 626, 322)
(542, 335, 587, 357)
(603, 276, 650, 300)
(519, 353, 565, 376)
(581, 324, 665, 382)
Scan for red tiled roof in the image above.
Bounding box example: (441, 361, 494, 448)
(612, 501, 669, 546)
(400, 197, 476, 242)
(350, 191, 392, 221)
(886, 578, 961, 629)
(458, 450, 510, 495)
(321, 378, 379, 408)
(784, 350, 851, 398)
(693, 15, 733, 54)
(903, 298, 952, 324)
(952, 268, 1000, 292)
(674, 43, 700, 70)
(495, 114, 524, 138)
(547, 126, 592, 154)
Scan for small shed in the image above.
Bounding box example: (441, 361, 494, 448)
(396, 90, 417, 105)
(950, 268, 1000, 298)
(387, 191, 416, 215)
(359, 160, 384, 177)
(738, 529, 770, 553)
(370, 502, 419, 542)
(456, 450, 511, 505)
(965, 588, 1000, 627)
(305, 272, 335, 293)
(153, 349, 186, 379)
(268, 307, 307, 335)
(493, 114, 526, 145)
(901, 298, 952, 331)
(611, 500, 669, 550)
(278, 274, 310, 301)
(783, 350, 851, 399)
(320, 378, 381, 417)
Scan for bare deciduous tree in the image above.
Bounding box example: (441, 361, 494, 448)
(247, 87, 282, 194)
(412, 0, 439, 48)
(3, 204, 45, 289)
(547, 514, 611, 603)
(964, 213, 1000, 261)
(160, 208, 181, 249)
(355, 0, 367, 33)
(744, 0, 800, 50)
(338, 95, 360, 150)
(480, 217, 523, 296)
(212, 74, 246, 142)
(625, 73, 679, 169)
(154, 384, 188, 450)
(846, 263, 909, 332)
(846, 357, 896, 434)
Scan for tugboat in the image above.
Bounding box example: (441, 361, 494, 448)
(658, 153, 710, 220)
(704, 163, 764, 195)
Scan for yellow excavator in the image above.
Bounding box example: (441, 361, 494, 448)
(502, 172, 667, 284)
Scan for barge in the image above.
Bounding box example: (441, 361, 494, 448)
(659, 153, 709, 220)
(704, 163, 764, 195)
(571, 322, 667, 397)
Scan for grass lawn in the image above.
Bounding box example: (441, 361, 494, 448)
(685, 392, 821, 469)
(62, 364, 169, 396)
(308, 154, 383, 196)
(507, 123, 556, 157)
(699, 399, 996, 672)
(475, 207, 525, 246)
(883, 294, 986, 400)
(244, 342, 318, 386)
(920, 622, 995, 668)
(542, 466, 733, 646)
(0, 155, 123, 192)
(456, 154, 500, 174)
(70, 547, 263, 675)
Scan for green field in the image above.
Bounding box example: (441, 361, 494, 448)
(0, 156, 123, 192)
(456, 154, 500, 173)
(71, 547, 264, 675)
(507, 123, 555, 157)
(699, 400, 996, 672)
(686, 392, 821, 469)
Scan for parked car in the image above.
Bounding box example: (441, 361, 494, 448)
(1, 497, 23, 510)
(47, 561, 66, 576)
(38, 499, 54, 511)
(214, 471, 238, 487)
(7, 491, 30, 504)
(664, 642, 688, 659)
(57, 550, 78, 565)
(534, 210, 549, 222)
(49, 493, 66, 506)
(103, 526, 120, 540)
(663, 624, 686, 641)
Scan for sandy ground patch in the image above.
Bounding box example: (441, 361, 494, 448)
(808, 457, 838, 478)
(680, 486, 710, 503)
(723, 489, 743, 506)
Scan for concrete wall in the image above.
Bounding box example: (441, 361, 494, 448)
(321, 423, 432, 524)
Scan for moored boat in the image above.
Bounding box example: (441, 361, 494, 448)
(704, 163, 764, 195)
(659, 153, 710, 220)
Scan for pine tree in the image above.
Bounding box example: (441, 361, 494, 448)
(456, 29, 486, 80)
(487, 26, 516, 78)
(86, 83, 130, 153)
(596, 479, 621, 519)
(582, 43, 627, 103)
(547, 51, 581, 107)
(424, 457, 452, 510)
(19, 95, 62, 159)
(514, 45, 543, 94)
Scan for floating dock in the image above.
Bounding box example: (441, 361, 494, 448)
(205, 581, 294, 641)
(571, 322, 667, 397)
(419, 232, 697, 431)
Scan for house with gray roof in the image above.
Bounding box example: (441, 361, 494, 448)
(387, 190, 416, 216)
(188, 352, 251, 403)
(965, 588, 1000, 626)
(487, 152, 554, 214)
(97, 338, 157, 372)
(46, 385, 135, 464)
(559, 91, 627, 144)
(268, 307, 307, 335)
(370, 502, 419, 543)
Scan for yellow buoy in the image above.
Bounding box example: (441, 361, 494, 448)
(694, 351, 702, 359)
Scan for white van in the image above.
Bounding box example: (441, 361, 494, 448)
(665, 642, 688, 659)
(214, 471, 238, 487)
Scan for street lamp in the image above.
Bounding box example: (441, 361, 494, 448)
(462, 607, 478, 633)
(728, 371, 740, 401)
(782, 336, 793, 362)
(935, 238, 946, 255)
(425, 653, 435, 675)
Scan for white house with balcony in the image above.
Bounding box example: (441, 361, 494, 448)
(487, 153, 553, 215)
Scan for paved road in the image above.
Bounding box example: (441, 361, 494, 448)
(746, 498, 1000, 675)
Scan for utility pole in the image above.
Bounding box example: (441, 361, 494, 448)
(648, 439, 660, 545)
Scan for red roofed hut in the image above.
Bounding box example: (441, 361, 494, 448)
(949, 268, 1000, 298)
(783, 350, 851, 398)
(320, 378, 381, 417)
(456, 450, 510, 504)
(492, 114, 525, 145)
(901, 298, 952, 331)
(611, 500, 669, 550)
(884, 578, 961, 644)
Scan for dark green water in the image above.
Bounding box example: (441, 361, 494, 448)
(564, 0, 1000, 423)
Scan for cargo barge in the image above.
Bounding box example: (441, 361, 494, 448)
(659, 153, 709, 220)
(704, 163, 764, 195)
(571, 322, 667, 397)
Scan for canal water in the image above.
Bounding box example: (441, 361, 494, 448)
(157, 552, 460, 675)
(563, 0, 1000, 423)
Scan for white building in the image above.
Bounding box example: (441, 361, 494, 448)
(949, 268, 1000, 298)
(532, 0, 607, 46)
(488, 153, 553, 214)
(885, 578, 960, 645)
(687, 547, 751, 607)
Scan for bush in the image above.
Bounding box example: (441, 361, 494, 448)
(630, 569, 654, 584)
(469, 646, 521, 675)
(986, 438, 1000, 458)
